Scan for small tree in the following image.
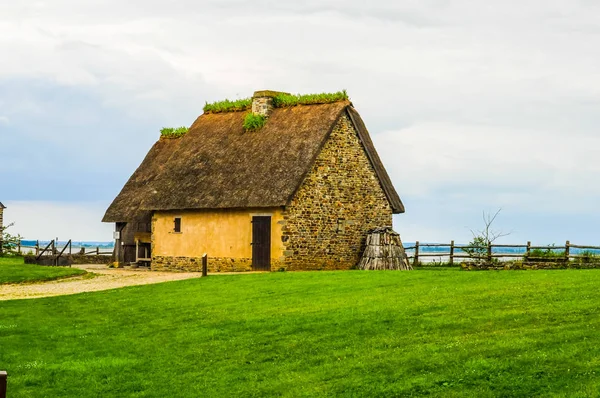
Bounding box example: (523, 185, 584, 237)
(0, 222, 22, 256)
(463, 209, 509, 260)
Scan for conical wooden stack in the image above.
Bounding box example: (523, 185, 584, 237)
(358, 227, 412, 271)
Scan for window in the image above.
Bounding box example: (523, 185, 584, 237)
(174, 217, 182, 233)
(337, 219, 345, 233)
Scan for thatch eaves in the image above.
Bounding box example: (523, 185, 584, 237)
(103, 100, 404, 222)
(102, 138, 183, 222)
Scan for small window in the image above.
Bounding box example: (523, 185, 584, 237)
(174, 217, 182, 233)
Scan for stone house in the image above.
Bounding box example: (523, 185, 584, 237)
(103, 90, 404, 271)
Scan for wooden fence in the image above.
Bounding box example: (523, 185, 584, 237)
(405, 240, 600, 266)
(17, 240, 113, 256)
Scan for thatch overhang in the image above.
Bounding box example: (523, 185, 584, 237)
(103, 101, 404, 223)
(0, 202, 5, 209)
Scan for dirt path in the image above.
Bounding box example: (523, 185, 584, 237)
(0, 264, 205, 301)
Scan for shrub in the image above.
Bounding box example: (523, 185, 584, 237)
(0, 223, 22, 257)
(160, 126, 188, 139)
(203, 98, 252, 113)
(526, 246, 566, 262)
(576, 250, 600, 264)
(243, 113, 266, 131)
(272, 90, 349, 108)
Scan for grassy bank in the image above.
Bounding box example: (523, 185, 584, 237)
(2, 269, 600, 396)
(0, 257, 85, 285)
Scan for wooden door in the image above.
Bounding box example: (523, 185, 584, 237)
(252, 216, 271, 271)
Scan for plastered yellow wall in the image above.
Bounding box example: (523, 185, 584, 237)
(152, 208, 285, 260)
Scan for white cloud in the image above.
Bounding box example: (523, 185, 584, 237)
(3, 0, 600, 242)
(2, 201, 113, 241)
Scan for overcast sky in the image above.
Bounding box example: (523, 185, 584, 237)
(2, 1, 600, 244)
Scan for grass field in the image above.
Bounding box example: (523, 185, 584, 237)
(0, 257, 85, 285)
(2, 269, 600, 397)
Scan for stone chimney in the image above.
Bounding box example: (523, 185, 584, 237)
(251, 90, 288, 118)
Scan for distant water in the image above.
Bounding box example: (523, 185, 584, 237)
(20, 240, 113, 248)
(18, 240, 114, 254)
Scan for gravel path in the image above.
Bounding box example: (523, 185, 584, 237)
(0, 264, 205, 301)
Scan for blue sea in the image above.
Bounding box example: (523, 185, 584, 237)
(19, 240, 114, 254)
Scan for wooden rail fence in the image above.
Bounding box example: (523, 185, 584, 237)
(16, 240, 113, 256)
(406, 240, 600, 266)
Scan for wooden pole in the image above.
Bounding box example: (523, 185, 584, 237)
(0, 370, 6, 398)
(449, 240, 455, 266)
(414, 241, 419, 267)
(36, 240, 39, 256)
(202, 253, 208, 277)
(565, 240, 570, 263)
(17, 240, 21, 255)
(526, 241, 531, 262)
(96, 246, 100, 256)
(487, 242, 492, 263)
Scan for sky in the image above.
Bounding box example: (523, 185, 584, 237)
(2, 0, 600, 244)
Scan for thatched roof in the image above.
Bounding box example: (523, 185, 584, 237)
(103, 101, 404, 222)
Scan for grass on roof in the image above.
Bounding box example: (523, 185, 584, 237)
(0, 256, 85, 285)
(202, 91, 349, 114)
(160, 126, 188, 139)
(243, 113, 266, 131)
(272, 90, 349, 108)
(4, 269, 600, 396)
(203, 98, 252, 113)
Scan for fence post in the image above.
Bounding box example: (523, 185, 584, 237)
(96, 247, 100, 255)
(36, 240, 39, 256)
(565, 240, 570, 263)
(52, 240, 56, 265)
(18, 240, 21, 255)
(202, 253, 208, 277)
(414, 241, 420, 267)
(449, 240, 455, 266)
(1, 370, 7, 398)
(526, 241, 531, 262)
(487, 242, 492, 263)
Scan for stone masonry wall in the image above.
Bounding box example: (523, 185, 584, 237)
(152, 256, 286, 272)
(281, 113, 393, 270)
(152, 256, 252, 272)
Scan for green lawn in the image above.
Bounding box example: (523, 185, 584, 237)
(0, 257, 85, 285)
(2, 269, 600, 397)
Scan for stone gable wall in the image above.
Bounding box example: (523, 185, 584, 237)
(280, 113, 393, 270)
